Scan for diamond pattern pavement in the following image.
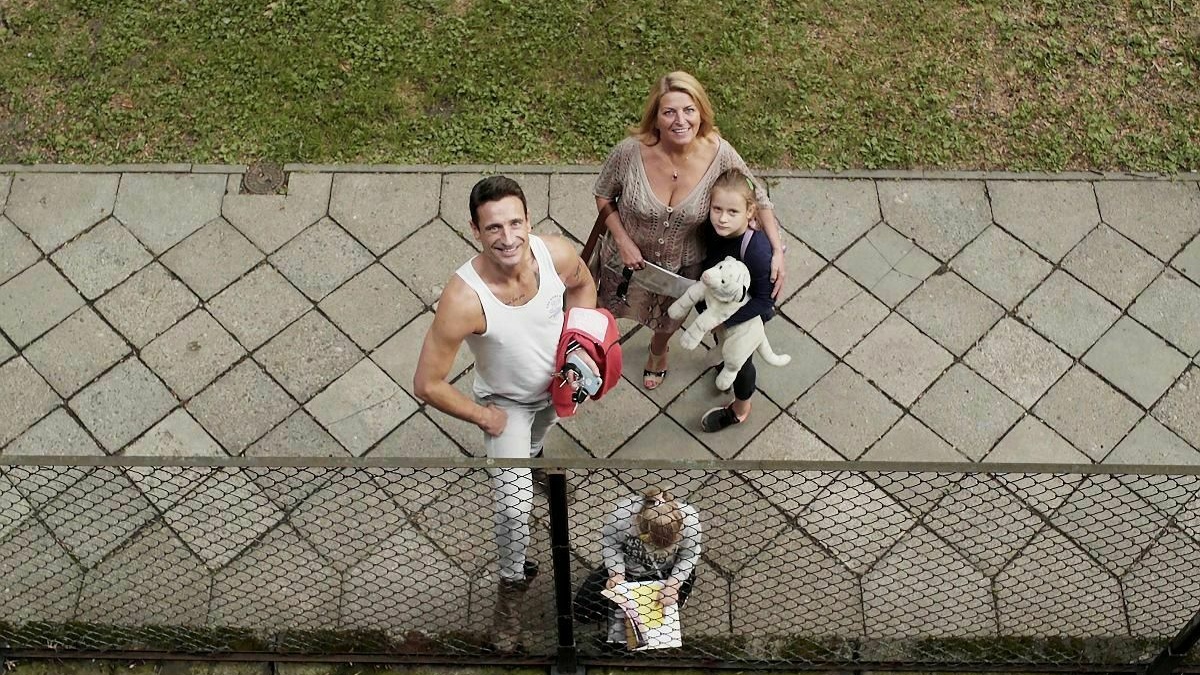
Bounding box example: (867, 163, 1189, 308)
(1, 166, 1199, 647)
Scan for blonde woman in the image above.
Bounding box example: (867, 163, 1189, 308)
(574, 488, 703, 645)
(593, 71, 787, 390)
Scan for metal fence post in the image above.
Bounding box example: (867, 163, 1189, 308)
(1145, 607, 1200, 675)
(548, 469, 581, 675)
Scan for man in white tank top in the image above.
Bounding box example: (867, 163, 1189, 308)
(413, 176, 597, 652)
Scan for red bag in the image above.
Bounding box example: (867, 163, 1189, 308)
(550, 307, 622, 417)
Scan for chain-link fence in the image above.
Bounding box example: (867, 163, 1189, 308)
(1, 456, 1199, 672)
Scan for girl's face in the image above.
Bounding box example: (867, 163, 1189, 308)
(709, 187, 754, 238)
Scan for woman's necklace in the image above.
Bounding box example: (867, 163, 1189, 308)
(664, 148, 689, 182)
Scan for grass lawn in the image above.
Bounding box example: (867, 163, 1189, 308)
(0, 0, 1197, 170)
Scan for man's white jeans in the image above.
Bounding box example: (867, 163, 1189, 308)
(479, 394, 559, 582)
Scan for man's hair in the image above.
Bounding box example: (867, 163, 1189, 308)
(469, 175, 528, 225)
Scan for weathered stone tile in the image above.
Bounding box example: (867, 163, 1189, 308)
(1034, 365, 1143, 461)
(863, 525, 995, 637)
(609, 414, 714, 460)
(799, 475, 914, 575)
(1129, 268, 1200, 356)
(925, 475, 1046, 577)
(836, 223, 939, 306)
(24, 306, 130, 397)
(988, 180, 1100, 261)
(441, 173, 549, 244)
(0, 358, 63, 448)
(141, 310, 245, 399)
(423, 374, 484, 454)
(369, 411, 464, 458)
(1083, 317, 1189, 407)
(693, 474, 790, 575)
(847, 313, 953, 406)
(780, 268, 888, 357)
(0, 335, 11, 365)
(319, 264, 422, 350)
(1175, 235, 1200, 286)
(329, 173, 440, 254)
(0, 519, 84, 623)
(76, 521, 213, 626)
(69, 358, 176, 453)
(269, 217, 373, 301)
(952, 225, 1052, 309)
(160, 217, 263, 299)
(165, 468, 287, 571)
(223, 172, 331, 252)
(616, 327, 714, 407)
(4, 173, 119, 252)
(0, 175, 8, 206)
(1106, 416, 1200, 465)
(548, 173, 602, 245)
(381, 218, 477, 305)
(40, 466, 156, 568)
(739, 414, 837, 460)
(771, 178, 880, 260)
(996, 527, 1125, 635)
(912, 364, 1022, 461)
(665, 377, 779, 459)
(965, 318, 1072, 408)
(561, 376, 657, 458)
(897, 270, 1004, 356)
(306, 360, 417, 456)
(1153, 366, 1200, 448)
(1051, 474, 1169, 576)
(862, 416, 961, 462)
(1062, 224, 1162, 307)
(94, 262, 198, 347)
(371, 311, 473, 395)
(1096, 181, 1200, 260)
(877, 180, 990, 261)
(1, 408, 102, 457)
(207, 264, 311, 350)
(188, 362, 296, 458)
(753, 325, 835, 409)
(50, 217, 152, 299)
(408, 469, 496, 573)
(792, 364, 901, 459)
(1125, 529, 1200, 637)
(253, 310, 362, 402)
(0, 470, 34, 541)
(0, 215, 40, 285)
(1017, 270, 1120, 358)
(243, 413, 345, 511)
(985, 415, 1091, 464)
(122, 409, 225, 514)
(0, 260, 86, 346)
(115, 173, 225, 254)
(289, 474, 405, 572)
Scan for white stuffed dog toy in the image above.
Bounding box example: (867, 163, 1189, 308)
(668, 257, 791, 391)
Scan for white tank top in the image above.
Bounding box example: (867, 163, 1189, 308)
(458, 235, 566, 403)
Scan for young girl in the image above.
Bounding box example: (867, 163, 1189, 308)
(698, 168, 777, 432)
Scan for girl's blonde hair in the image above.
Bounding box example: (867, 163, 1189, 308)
(636, 488, 683, 551)
(632, 71, 719, 145)
(711, 168, 759, 216)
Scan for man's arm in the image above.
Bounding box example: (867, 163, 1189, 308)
(412, 277, 506, 436)
(545, 234, 598, 309)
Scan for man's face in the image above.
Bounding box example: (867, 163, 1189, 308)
(471, 195, 531, 269)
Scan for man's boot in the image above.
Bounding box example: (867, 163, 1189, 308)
(492, 560, 538, 652)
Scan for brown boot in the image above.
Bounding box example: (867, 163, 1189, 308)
(492, 561, 538, 652)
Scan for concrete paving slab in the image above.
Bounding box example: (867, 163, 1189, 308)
(862, 416, 961, 462)
(371, 311, 472, 396)
(115, 174, 225, 254)
(558, 375, 657, 458)
(160, 217, 263, 300)
(693, 474, 790, 575)
(0, 333, 12, 365)
(616, 328, 712, 407)
(608, 414, 714, 461)
(94, 262, 198, 348)
(40, 466, 156, 568)
(269, 217, 373, 301)
(329, 173, 440, 254)
(925, 475, 1045, 577)
(877, 180, 990, 261)
(1033, 365, 1143, 461)
(318, 264, 422, 350)
(187, 360, 297, 455)
(0, 519, 84, 623)
(305, 359, 416, 456)
(1106, 416, 1200, 465)
(222, 172, 331, 252)
(1, 408, 103, 457)
(289, 474, 406, 571)
(1062, 223, 1162, 307)
(207, 264, 311, 350)
(1130, 268, 1200, 357)
(4, 173, 119, 252)
(1175, 235, 1200, 285)
(0, 260, 86, 347)
(1016, 269, 1120, 358)
(1125, 528, 1200, 637)
(165, 467, 286, 571)
(424, 374, 484, 454)
(0, 470, 34, 542)
(846, 313, 953, 406)
(836, 223, 939, 307)
(770, 177, 880, 260)
(412, 469, 496, 574)
(69, 358, 177, 453)
(738, 414, 837, 461)
(952, 226, 1052, 309)
(369, 411, 463, 458)
(1083, 316, 1189, 408)
(988, 180, 1100, 261)
(381, 218, 478, 305)
(912, 364, 1022, 461)
(141, 310, 245, 400)
(548, 172, 601, 245)
(776, 231, 827, 304)
(751, 324, 835, 409)
(986, 415, 1091, 464)
(1096, 180, 1200, 260)
(1052, 474, 1172, 576)
(24, 306, 130, 397)
(666, 378, 780, 458)
(798, 473, 915, 575)
(964, 318, 1071, 408)
(50, 217, 152, 299)
(0, 356, 64, 448)
(0, 215, 40, 285)
(781, 267, 888, 357)
(441, 172, 549, 241)
(897, 270, 1003, 356)
(792, 363, 901, 459)
(1152, 365, 1200, 448)
(0, 173, 9, 207)
(253, 310, 362, 402)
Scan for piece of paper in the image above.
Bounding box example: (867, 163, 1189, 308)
(600, 580, 682, 650)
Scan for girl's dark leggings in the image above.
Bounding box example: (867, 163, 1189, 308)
(733, 355, 756, 401)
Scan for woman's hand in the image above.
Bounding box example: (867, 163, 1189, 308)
(659, 578, 682, 606)
(606, 572, 626, 590)
(770, 248, 787, 300)
(616, 236, 645, 270)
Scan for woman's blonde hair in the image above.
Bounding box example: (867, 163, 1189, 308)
(636, 488, 683, 550)
(633, 71, 719, 145)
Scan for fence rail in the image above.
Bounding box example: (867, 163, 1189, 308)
(2, 456, 1199, 673)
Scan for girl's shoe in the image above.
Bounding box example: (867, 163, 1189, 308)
(701, 404, 745, 432)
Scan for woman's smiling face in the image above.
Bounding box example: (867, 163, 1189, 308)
(656, 91, 699, 146)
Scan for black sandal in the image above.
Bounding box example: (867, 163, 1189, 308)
(642, 346, 669, 390)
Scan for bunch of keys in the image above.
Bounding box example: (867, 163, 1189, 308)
(558, 347, 603, 404)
